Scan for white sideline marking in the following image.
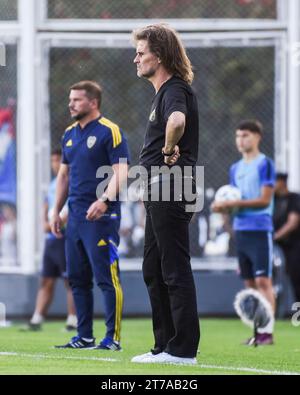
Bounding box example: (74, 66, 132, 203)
(1, 352, 299, 375)
(199, 363, 300, 376)
(0, 352, 117, 363)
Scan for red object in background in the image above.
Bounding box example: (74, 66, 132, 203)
(236, 0, 273, 5)
(0, 107, 14, 138)
(0, 105, 16, 206)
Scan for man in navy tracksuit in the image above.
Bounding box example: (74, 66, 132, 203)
(51, 81, 129, 350)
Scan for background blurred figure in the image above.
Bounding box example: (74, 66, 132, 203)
(119, 188, 145, 258)
(273, 173, 300, 303)
(23, 149, 77, 331)
(0, 101, 17, 267)
(0, 203, 17, 266)
(212, 120, 276, 345)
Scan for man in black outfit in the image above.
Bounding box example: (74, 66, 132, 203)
(131, 24, 200, 365)
(273, 173, 300, 303)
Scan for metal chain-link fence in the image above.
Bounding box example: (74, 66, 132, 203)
(0, 0, 18, 21)
(0, 44, 17, 266)
(47, 0, 277, 19)
(0, 0, 285, 268)
(49, 42, 275, 258)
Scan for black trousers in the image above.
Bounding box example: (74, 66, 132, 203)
(282, 243, 300, 302)
(143, 199, 200, 358)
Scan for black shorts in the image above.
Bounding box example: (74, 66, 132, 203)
(41, 238, 67, 278)
(235, 231, 273, 280)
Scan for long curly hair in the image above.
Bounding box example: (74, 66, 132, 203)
(133, 23, 194, 85)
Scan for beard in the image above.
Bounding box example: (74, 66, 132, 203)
(71, 111, 90, 121)
(139, 68, 156, 79)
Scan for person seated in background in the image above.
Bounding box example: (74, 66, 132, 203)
(273, 172, 300, 304)
(22, 149, 77, 331)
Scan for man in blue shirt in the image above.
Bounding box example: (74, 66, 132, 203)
(51, 81, 129, 350)
(212, 120, 276, 346)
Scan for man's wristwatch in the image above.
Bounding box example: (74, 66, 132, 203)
(162, 148, 175, 157)
(99, 193, 111, 206)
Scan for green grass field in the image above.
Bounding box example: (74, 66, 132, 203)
(0, 318, 299, 375)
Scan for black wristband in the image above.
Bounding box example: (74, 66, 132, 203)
(162, 149, 175, 157)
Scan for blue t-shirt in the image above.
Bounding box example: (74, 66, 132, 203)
(61, 116, 130, 221)
(45, 177, 67, 239)
(230, 153, 275, 231)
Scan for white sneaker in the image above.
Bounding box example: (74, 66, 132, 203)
(133, 352, 197, 365)
(131, 352, 156, 363)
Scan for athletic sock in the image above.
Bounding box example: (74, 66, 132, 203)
(257, 315, 274, 334)
(30, 313, 44, 325)
(82, 337, 94, 342)
(66, 314, 77, 327)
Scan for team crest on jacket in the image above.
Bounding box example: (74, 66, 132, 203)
(149, 108, 156, 122)
(87, 136, 97, 148)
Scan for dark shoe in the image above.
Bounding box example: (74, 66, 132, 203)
(55, 335, 95, 349)
(20, 323, 42, 332)
(242, 333, 274, 346)
(94, 337, 122, 351)
(65, 324, 77, 332)
(255, 333, 274, 345)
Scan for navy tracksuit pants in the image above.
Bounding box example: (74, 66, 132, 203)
(65, 215, 123, 341)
